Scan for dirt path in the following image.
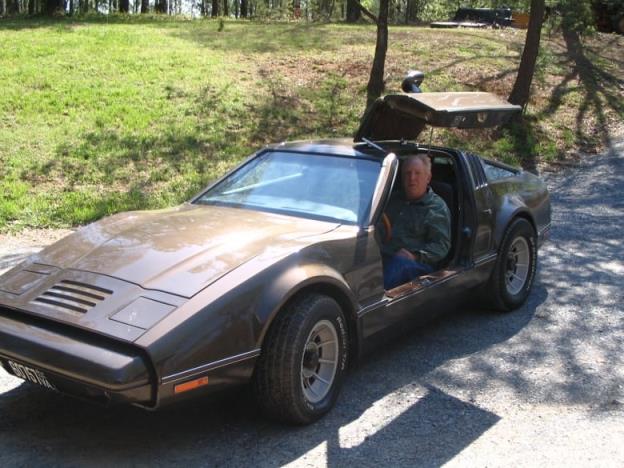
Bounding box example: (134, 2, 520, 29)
(1, 136, 623, 466)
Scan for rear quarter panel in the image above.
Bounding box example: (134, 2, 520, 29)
(488, 170, 551, 247)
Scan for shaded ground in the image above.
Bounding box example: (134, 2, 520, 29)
(0, 137, 622, 466)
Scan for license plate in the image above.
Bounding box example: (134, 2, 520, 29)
(6, 359, 56, 391)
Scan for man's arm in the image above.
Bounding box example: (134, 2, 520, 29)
(417, 202, 451, 265)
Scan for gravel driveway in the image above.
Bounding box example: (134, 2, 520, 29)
(1, 138, 623, 467)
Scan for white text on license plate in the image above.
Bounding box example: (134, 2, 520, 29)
(7, 360, 56, 390)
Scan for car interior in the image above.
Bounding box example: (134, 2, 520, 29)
(380, 150, 461, 297)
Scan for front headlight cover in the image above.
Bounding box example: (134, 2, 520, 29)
(110, 297, 176, 330)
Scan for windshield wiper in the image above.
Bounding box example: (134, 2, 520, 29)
(361, 138, 387, 153)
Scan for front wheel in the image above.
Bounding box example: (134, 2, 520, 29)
(252, 294, 349, 424)
(486, 218, 537, 312)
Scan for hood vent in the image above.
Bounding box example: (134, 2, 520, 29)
(32, 280, 112, 315)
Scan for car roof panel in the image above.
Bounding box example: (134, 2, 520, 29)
(354, 92, 521, 142)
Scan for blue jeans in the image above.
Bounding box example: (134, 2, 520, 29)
(383, 255, 434, 290)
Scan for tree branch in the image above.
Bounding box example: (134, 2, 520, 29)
(353, 0, 377, 23)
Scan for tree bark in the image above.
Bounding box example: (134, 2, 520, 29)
(240, 0, 246, 16)
(223, 0, 228, 16)
(119, 0, 129, 12)
(211, 0, 218, 15)
(365, 0, 389, 110)
(508, 0, 545, 108)
(141, 0, 149, 13)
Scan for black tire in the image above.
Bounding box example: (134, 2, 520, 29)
(252, 293, 349, 425)
(486, 218, 537, 312)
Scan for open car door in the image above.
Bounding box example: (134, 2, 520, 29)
(355, 92, 521, 335)
(354, 92, 521, 142)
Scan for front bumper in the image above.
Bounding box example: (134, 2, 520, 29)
(0, 308, 153, 406)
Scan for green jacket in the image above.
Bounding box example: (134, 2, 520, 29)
(381, 188, 451, 267)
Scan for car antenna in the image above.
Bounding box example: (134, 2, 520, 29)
(361, 137, 386, 153)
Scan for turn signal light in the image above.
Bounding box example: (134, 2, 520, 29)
(174, 376, 209, 394)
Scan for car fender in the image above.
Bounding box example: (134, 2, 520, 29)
(493, 195, 536, 249)
(253, 259, 358, 349)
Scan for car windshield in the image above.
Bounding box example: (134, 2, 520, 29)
(196, 151, 382, 225)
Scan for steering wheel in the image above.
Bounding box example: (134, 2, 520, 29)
(381, 213, 392, 243)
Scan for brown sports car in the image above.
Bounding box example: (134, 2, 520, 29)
(0, 91, 551, 424)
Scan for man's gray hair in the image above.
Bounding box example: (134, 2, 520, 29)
(403, 154, 431, 173)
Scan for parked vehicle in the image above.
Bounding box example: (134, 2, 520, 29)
(0, 88, 550, 424)
(431, 7, 513, 28)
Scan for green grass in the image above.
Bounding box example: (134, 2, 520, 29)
(0, 17, 622, 231)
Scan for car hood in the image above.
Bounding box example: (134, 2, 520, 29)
(31, 204, 340, 298)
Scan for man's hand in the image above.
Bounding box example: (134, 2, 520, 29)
(396, 248, 416, 261)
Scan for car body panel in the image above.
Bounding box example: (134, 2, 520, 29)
(25, 204, 339, 298)
(355, 92, 521, 141)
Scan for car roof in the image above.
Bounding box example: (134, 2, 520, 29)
(265, 139, 459, 160)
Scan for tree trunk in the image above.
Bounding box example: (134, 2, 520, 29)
(240, 0, 246, 16)
(365, 0, 389, 110)
(155, 0, 166, 12)
(223, 0, 228, 16)
(140, 0, 148, 13)
(0, 0, 5, 16)
(119, 0, 128, 12)
(7, 0, 19, 14)
(508, 0, 545, 108)
(211, 0, 217, 15)
(44, 0, 63, 14)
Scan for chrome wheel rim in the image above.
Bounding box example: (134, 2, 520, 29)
(300, 319, 339, 404)
(505, 237, 530, 295)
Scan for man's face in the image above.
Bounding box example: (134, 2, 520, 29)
(402, 158, 431, 201)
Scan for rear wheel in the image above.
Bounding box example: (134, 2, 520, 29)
(252, 294, 348, 424)
(486, 218, 537, 312)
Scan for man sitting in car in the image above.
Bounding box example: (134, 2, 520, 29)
(382, 154, 451, 290)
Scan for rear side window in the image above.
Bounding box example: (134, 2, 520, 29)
(481, 160, 517, 181)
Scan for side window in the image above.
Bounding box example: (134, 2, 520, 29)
(481, 160, 517, 182)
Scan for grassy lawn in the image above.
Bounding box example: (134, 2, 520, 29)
(0, 17, 622, 231)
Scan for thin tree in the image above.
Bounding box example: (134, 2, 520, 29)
(508, 0, 546, 108)
(141, 0, 149, 13)
(345, 0, 361, 22)
(354, 0, 390, 109)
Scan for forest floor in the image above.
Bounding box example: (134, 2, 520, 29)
(0, 17, 623, 231)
